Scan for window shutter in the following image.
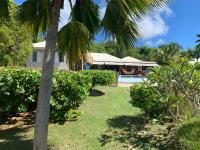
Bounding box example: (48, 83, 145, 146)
(32, 52, 37, 62)
(37, 51, 43, 63)
(59, 53, 64, 62)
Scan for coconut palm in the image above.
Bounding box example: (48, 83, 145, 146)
(156, 42, 182, 64)
(1, 0, 170, 149)
(195, 34, 200, 61)
(196, 34, 200, 47)
(0, 0, 9, 20)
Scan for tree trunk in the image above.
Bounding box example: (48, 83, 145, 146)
(33, 1, 60, 150)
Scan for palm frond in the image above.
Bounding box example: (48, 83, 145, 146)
(71, 0, 100, 36)
(17, 0, 51, 36)
(0, 0, 9, 20)
(197, 34, 200, 38)
(102, 0, 140, 48)
(102, 0, 170, 48)
(58, 21, 91, 67)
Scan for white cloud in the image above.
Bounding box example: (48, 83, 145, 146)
(155, 38, 166, 46)
(145, 38, 166, 47)
(157, 6, 173, 17)
(144, 41, 153, 47)
(138, 6, 173, 40)
(59, 0, 75, 29)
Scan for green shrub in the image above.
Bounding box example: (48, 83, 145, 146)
(176, 117, 200, 150)
(0, 67, 40, 113)
(130, 83, 168, 118)
(50, 71, 92, 121)
(80, 70, 116, 88)
(130, 59, 200, 121)
(0, 67, 92, 121)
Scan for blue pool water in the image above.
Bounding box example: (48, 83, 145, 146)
(118, 75, 147, 83)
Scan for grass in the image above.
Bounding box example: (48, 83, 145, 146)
(176, 117, 200, 150)
(0, 86, 142, 150)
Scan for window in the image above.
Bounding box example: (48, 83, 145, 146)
(59, 53, 64, 62)
(37, 51, 43, 63)
(32, 52, 37, 62)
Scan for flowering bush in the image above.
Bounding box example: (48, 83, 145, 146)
(130, 58, 200, 120)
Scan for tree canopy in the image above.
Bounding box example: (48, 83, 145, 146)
(0, 1, 32, 66)
(90, 41, 184, 64)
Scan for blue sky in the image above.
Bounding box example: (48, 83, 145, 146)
(15, 0, 200, 49)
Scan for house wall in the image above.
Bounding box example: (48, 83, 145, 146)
(26, 48, 69, 70)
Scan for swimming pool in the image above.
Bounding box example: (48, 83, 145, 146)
(118, 75, 147, 83)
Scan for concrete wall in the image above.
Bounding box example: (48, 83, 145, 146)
(26, 48, 69, 70)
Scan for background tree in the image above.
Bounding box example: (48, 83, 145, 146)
(90, 41, 127, 58)
(89, 42, 106, 53)
(0, 1, 32, 66)
(1, 0, 170, 149)
(136, 46, 158, 61)
(180, 48, 194, 59)
(90, 42, 162, 62)
(195, 34, 200, 61)
(155, 42, 182, 64)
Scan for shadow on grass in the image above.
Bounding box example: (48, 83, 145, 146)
(0, 112, 35, 126)
(89, 89, 105, 97)
(0, 126, 33, 150)
(0, 126, 58, 150)
(99, 114, 175, 149)
(176, 119, 200, 149)
(99, 115, 146, 148)
(0, 112, 35, 150)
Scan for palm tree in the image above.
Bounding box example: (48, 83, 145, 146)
(195, 34, 200, 61)
(196, 34, 200, 47)
(1, 0, 170, 149)
(0, 0, 9, 20)
(156, 42, 182, 64)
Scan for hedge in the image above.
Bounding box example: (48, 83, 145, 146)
(130, 83, 168, 118)
(80, 70, 116, 88)
(0, 67, 92, 121)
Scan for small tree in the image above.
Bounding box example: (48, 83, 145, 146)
(148, 59, 200, 121)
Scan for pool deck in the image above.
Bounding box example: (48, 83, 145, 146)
(117, 82, 133, 87)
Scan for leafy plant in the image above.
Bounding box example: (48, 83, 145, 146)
(0, 67, 92, 122)
(80, 70, 116, 88)
(130, 58, 200, 121)
(50, 71, 92, 121)
(130, 83, 168, 118)
(148, 58, 200, 120)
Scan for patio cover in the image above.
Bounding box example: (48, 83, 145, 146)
(87, 53, 122, 65)
(120, 56, 143, 66)
(121, 56, 158, 67)
(33, 41, 46, 49)
(86, 53, 159, 67)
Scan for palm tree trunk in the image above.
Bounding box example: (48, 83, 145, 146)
(33, 0, 60, 150)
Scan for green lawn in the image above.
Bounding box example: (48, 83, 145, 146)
(0, 86, 142, 150)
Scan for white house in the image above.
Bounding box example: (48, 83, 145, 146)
(26, 41, 69, 70)
(188, 58, 200, 65)
(27, 41, 158, 72)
